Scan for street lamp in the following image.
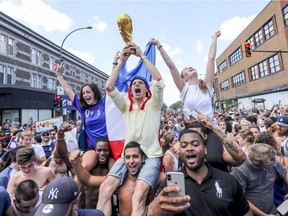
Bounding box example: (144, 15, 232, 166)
(59, 26, 92, 61)
(57, 26, 92, 119)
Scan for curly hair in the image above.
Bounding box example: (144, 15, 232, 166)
(240, 130, 255, 144)
(254, 131, 277, 152)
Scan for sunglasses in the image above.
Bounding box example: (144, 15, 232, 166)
(42, 134, 49, 137)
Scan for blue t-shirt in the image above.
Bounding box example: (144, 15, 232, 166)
(0, 186, 11, 214)
(73, 94, 107, 148)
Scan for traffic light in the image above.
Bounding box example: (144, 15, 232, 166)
(53, 95, 62, 108)
(243, 42, 252, 58)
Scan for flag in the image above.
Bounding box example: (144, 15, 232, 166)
(7, 136, 17, 149)
(105, 43, 156, 160)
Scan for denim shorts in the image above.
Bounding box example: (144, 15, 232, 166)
(108, 157, 161, 189)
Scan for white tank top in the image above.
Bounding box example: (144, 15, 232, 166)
(164, 150, 179, 172)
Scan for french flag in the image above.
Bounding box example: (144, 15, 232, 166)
(7, 136, 17, 149)
(105, 43, 156, 160)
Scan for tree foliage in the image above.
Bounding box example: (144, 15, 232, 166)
(169, 101, 183, 110)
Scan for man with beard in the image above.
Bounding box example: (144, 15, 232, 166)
(69, 142, 165, 216)
(147, 129, 252, 216)
(56, 122, 114, 209)
(275, 116, 288, 157)
(100, 42, 164, 216)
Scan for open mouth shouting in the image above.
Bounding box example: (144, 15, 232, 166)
(186, 153, 197, 164)
(128, 164, 138, 175)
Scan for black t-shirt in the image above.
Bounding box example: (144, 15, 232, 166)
(206, 129, 229, 172)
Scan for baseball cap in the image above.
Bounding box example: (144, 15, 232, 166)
(35, 176, 78, 216)
(129, 76, 150, 89)
(41, 131, 49, 136)
(277, 116, 288, 127)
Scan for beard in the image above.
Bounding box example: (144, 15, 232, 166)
(277, 128, 288, 137)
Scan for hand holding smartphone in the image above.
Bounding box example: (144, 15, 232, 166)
(166, 172, 185, 198)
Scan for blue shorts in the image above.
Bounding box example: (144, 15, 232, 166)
(108, 157, 161, 189)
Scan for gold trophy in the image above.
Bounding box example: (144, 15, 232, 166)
(117, 14, 133, 44)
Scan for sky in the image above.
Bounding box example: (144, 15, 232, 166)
(0, 0, 270, 106)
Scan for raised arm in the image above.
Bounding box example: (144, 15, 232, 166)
(204, 31, 221, 88)
(197, 110, 246, 166)
(106, 47, 131, 93)
(54, 61, 75, 100)
(55, 122, 73, 169)
(130, 42, 162, 81)
(150, 38, 185, 91)
(69, 150, 105, 187)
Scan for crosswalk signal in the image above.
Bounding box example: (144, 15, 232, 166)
(244, 42, 252, 58)
(53, 95, 62, 108)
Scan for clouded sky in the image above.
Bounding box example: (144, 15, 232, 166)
(0, 0, 269, 106)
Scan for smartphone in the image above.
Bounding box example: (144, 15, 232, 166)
(166, 172, 185, 198)
(277, 199, 288, 215)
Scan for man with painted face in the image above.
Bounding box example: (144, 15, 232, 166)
(98, 42, 164, 216)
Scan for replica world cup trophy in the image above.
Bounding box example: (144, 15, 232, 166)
(117, 14, 133, 44)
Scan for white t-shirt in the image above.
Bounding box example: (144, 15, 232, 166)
(31, 144, 46, 166)
(64, 131, 79, 153)
(180, 83, 214, 119)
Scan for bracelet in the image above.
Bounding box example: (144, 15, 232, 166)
(158, 45, 163, 50)
(57, 137, 65, 141)
(112, 62, 118, 65)
(141, 56, 147, 60)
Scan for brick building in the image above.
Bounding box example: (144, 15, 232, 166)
(0, 11, 108, 125)
(215, 0, 288, 111)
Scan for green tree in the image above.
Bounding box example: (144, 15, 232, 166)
(162, 102, 168, 110)
(169, 101, 183, 110)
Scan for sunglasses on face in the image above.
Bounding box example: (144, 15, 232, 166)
(42, 134, 49, 137)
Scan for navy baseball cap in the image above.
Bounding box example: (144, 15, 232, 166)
(277, 116, 288, 127)
(129, 76, 150, 89)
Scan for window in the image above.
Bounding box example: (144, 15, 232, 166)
(80, 72, 85, 82)
(259, 60, 268, 77)
(49, 56, 55, 70)
(263, 19, 275, 40)
(47, 78, 56, 91)
(269, 54, 280, 74)
(232, 72, 245, 87)
(31, 73, 43, 88)
(218, 60, 227, 73)
(0, 34, 14, 55)
(32, 48, 43, 66)
(250, 65, 259, 81)
(0, 64, 15, 84)
(283, 5, 288, 27)
(220, 80, 229, 91)
(254, 29, 264, 47)
(249, 53, 281, 81)
(7, 38, 14, 55)
(70, 66, 76, 77)
(229, 48, 242, 66)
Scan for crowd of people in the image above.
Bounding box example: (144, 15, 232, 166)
(1, 32, 288, 216)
